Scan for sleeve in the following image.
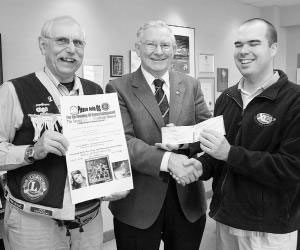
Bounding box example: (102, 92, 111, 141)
(227, 105, 300, 189)
(0, 82, 30, 170)
(106, 81, 166, 178)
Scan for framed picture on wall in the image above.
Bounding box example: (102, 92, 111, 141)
(169, 25, 195, 77)
(199, 54, 214, 73)
(0, 34, 3, 85)
(110, 55, 123, 77)
(197, 77, 215, 112)
(129, 50, 141, 73)
(217, 68, 228, 92)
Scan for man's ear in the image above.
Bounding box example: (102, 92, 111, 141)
(38, 36, 47, 55)
(134, 42, 141, 58)
(270, 42, 278, 57)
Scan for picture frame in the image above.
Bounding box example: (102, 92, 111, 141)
(129, 50, 141, 73)
(199, 53, 214, 73)
(197, 77, 215, 111)
(0, 34, 3, 85)
(83, 64, 104, 89)
(110, 55, 123, 77)
(217, 68, 228, 92)
(169, 25, 195, 77)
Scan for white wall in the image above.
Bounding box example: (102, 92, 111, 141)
(0, 0, 261, 233)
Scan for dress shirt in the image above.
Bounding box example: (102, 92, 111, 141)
(238, 71, 279, 109)
(141, 66, 171, 172)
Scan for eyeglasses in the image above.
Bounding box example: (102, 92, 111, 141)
(142, 41, 173, 52)
(44, 36, 86, 48)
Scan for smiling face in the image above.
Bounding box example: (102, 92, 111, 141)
(39, 18, 85, 83)
(234, 21, 277, 83)
(135, 26, 175, 78)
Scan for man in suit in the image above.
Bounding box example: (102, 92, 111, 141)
(106, 20, 211, 250)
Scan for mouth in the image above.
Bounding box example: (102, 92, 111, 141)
(60, 57, 77, 63)
(150, 57, 167, 62)
(239, 58, 255, 65)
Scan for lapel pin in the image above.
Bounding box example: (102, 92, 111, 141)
(176, 90, 180, 95)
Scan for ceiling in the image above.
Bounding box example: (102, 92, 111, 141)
(234, 0, 300, 7)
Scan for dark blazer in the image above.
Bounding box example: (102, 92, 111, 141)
(106, 68, 211, 229)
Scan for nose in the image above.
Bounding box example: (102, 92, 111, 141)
(153, 44, 163, 54)
(239, 44, 249, 54)
(65, 41, 76, 53)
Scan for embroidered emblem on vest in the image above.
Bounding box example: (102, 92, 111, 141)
(35, 103, 50, 114)
(255, 113, 276, 126)
(21, 172, 49, 203)
(30, 206, 53, 216)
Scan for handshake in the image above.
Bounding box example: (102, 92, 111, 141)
(168, 153, 202, 186)
(155, 142, 203, 186)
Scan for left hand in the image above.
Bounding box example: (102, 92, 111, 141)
(101, 190, 130, 201)
(199, 129, 230, 161)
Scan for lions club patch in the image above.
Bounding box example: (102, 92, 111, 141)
(21, 172, 49, 203)
(255, 113, 276, 126)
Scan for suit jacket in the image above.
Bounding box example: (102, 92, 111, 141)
(106, 68, 211, 229)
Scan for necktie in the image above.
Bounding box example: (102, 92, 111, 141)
(153, 79, 169, 124)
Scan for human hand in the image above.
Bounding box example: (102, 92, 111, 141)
(33, 130, 69, 160)
(101, 190, 130, 201)
(167, 153, 201, 186)
(199, 129, 230, 161)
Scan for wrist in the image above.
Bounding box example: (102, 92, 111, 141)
(24, 145, 35, 164)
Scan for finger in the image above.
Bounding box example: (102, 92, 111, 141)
(155, 143, 171, 151)
(166, 123, 175, 127)
(165, 143, 179, 151)
(199, 134, 216, 148)
(200, 143, 212, 154)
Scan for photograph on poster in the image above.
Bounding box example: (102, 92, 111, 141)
(199, 54, 214, 73)
(85, 156, 113, 185)
(129, 50, 141, 73)
(110, 55, 123, 77)
(198, 77, 215, 111)
(169, 25, 195, 77)
(217, 68, 228, 92)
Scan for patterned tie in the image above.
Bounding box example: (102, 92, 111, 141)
(153, 79, 169, 124)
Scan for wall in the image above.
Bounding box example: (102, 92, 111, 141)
(0, 0, 261, 234)
(280, 4, 300, 83)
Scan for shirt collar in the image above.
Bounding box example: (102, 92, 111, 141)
(238, 71, 280, 96)
(141, 66, 170, 89)
(44, 66, 80, 93)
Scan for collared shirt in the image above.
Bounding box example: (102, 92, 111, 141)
(141, 66, 171, 172)
(141, 66, 170, 102)
(0, 67, 82, 169)
(238, 71, 280, 110)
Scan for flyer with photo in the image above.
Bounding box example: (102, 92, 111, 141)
(60, 93, 133, 204)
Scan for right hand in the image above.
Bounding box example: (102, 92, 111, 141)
(33, 130, 69, 160)
(167, 153, 201, 186)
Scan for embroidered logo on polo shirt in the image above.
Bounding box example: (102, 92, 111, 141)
(21, 172, 49, 203)
(255, 113, 276, 126)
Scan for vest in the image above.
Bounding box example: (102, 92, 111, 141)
(8, 73, 102, 208)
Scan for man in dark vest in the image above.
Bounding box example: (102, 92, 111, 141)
(0, 16, 127, 249)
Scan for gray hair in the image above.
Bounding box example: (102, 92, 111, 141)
(136, 20, 176, 45)
(40, 15, 86, 41)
